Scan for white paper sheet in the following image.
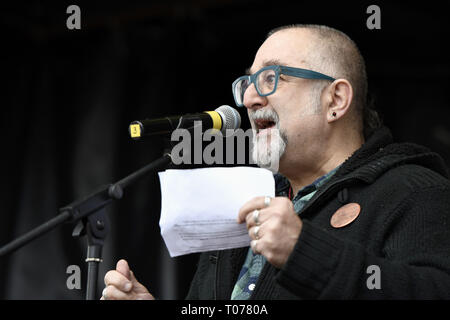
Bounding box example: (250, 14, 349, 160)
(158, 167, 275, 257)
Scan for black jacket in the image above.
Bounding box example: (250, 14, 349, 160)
(186, 126, 450, 299)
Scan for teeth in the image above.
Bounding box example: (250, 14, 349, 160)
(250, 109, 279, 133)
(255, 119, 276, 133)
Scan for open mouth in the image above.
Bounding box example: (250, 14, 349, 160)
(254, 119, 277, 134)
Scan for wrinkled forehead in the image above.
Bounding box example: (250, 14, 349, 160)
(248, 29, 314, 75)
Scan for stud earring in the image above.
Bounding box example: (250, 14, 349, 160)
(332, 112, 337, 117)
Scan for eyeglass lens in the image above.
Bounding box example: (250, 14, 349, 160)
(234, 68, 278, 105)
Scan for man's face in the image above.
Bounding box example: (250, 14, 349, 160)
(245, 29, 328, 174)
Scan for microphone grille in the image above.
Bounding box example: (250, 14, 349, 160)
(215, 105, 241, 134)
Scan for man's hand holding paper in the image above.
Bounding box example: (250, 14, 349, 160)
(158, 167, 275, 257)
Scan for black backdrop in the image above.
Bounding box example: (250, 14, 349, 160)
(0, 1, 449, 299)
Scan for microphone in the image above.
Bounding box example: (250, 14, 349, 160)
(129, 105, 241, 139)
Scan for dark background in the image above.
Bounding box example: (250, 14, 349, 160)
(0, 1, 448, 299)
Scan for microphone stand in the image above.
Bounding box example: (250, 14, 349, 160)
(0, 153, 173, 300)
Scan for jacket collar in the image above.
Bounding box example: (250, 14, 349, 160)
(275, 126, 449, 194)
(332, 126, 449, 182)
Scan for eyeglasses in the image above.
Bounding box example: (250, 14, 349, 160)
(232, 65, 335, 107)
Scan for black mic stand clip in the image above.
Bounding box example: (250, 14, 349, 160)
(63, 183, 121, 300)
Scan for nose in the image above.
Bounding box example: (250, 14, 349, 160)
(243, 83, 268, 111)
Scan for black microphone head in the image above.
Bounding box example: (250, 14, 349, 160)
(215, 105, 241, 135)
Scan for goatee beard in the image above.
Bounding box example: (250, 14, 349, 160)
(251, 127, 287, 173)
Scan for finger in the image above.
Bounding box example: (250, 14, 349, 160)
(248, 224, 263, 241)
(238, 196, 273, 223)
(102, 285, 132, 300)
(116, 259, 131, 280)
(129, 270, 141, 288)
(245, 207, 271, 230)
(104, 270, 133, 292)
(263, 196, 272, 207)
(250, 240, 260, 255)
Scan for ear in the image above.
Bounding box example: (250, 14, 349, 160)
(325, 79, 353, 123)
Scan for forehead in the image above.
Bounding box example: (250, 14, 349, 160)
(248, 29, 313, 74)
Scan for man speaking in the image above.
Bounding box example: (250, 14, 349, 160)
(101, 24, 450, 300)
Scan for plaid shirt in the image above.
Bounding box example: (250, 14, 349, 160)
(230, 166, 340, 300)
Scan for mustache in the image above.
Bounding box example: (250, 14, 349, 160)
(248, 108, 280, 127)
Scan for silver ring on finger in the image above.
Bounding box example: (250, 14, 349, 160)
(253, 226, 260, 240)
(102, 287, 108, 300)
(264, 196, 272, 207)
(253, 209, 260, 225)
(251, 240, 259, 254)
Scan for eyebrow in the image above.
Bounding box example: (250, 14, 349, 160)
(245, 59, 286, 75)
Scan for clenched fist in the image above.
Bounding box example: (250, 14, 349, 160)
(237, 196, 302, 268)
(101, 259, 154, 300)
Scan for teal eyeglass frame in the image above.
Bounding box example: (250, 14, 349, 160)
(232, 65, 336, 107)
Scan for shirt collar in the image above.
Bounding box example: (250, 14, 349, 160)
(274, 165, 341, 201)
(293, 165, 340, 201)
